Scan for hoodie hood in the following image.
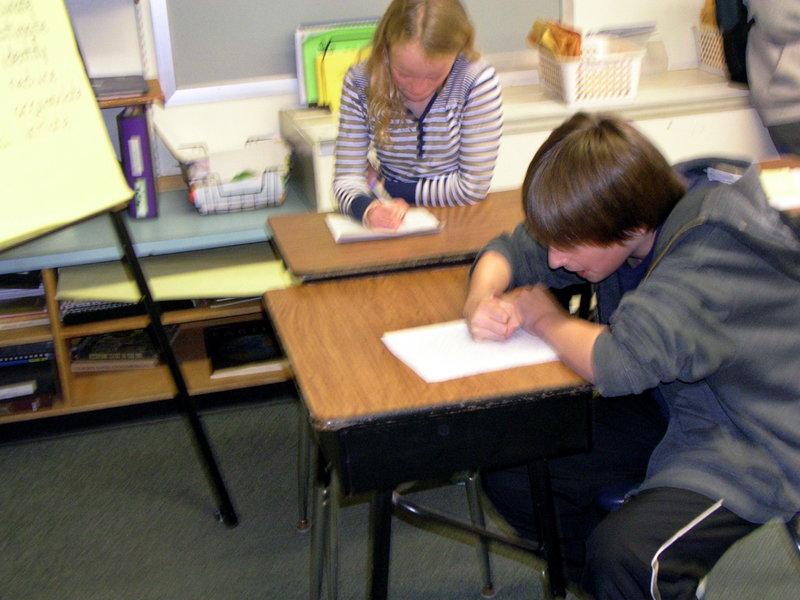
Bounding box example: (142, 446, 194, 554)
(655, 157, 800, 281)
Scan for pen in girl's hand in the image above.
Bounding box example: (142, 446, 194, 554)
(369, 178, 391, 200)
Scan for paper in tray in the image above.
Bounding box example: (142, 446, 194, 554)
(180, 138, 291, 214)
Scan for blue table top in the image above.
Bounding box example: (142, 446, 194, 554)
(0, 184, 311, 275)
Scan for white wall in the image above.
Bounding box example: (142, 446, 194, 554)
(566, 0, 706, 69)
(85, 0, 772, 183)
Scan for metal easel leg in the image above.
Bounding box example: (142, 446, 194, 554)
(110, 209, 238, 527)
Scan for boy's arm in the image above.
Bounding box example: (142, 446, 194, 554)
(508, 285, 605, 382)
(464, 250, 512, 315)
(464, 251, 522, 341)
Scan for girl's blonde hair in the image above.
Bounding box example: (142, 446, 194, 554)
(366, 0, 477, 143)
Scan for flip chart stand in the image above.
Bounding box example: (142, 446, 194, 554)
(110, 208, 238, 527)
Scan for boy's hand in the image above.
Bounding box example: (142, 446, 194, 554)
(466, 294, 522, 341)
(507, 284, 568, 335)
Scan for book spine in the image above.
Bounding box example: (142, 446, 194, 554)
(0, 341, 55, 361)
(0, 355, 55, 367)
(118, 106, 157, 219)
(0, 316, 50, 330)
(0, 381, 37, 401)
(0, 393, 54, 414)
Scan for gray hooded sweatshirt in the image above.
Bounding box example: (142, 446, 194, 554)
(480, 158, 800, 523)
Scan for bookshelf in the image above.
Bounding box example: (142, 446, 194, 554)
(0, 269, 292, 423)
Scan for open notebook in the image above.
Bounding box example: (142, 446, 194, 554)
(759, 168, 800, 211)
(325, 208, 443, 243)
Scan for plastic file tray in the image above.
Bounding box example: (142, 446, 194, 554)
(537, 34, 645, 107)
(180, 139, 290, 215)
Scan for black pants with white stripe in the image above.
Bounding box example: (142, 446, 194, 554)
(582, 487, 759, 600)
(482, 394, 668, 581)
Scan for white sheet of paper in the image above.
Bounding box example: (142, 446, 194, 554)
(759, 168, 800, 210)
(381, 319, 559, 383)
(325, 208, 442, 243)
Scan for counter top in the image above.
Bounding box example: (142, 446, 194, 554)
(280, 68, 751, 142)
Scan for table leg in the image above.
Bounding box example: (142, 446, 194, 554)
(528, 460, 566, 599)
(297, 402, 312, 531)
(368, 490, 393, 600)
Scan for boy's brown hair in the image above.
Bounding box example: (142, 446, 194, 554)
(523, 112, 687, 248)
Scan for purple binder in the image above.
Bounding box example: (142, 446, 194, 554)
(117, 106, 157, 219)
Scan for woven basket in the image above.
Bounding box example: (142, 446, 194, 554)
(695, 23, 728, 76)
(537, 34, 645, 107)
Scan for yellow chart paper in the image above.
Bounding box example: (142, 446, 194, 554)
(56, 244, 298, 302)
(0, 0, 132, 251)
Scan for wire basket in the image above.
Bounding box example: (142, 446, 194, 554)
(187, 167, 289, 215)
(179, 138, 290, 215)
(537, 34, 645, 107)
(695, 23, 728, 77)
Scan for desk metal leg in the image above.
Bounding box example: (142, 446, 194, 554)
(528, 460, 566, 599)
(110, 210, 238, 527)
(368, 490, 393, 600)
(297, 402, 313, 531)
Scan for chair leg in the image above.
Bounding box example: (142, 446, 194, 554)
(309, 475, 328, 600)
(465, 473, 496, 597)
(326, 473, 340, 600)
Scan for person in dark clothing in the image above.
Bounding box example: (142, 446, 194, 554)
(464, 112, 800, 599)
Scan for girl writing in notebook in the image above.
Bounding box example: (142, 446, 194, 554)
(333, 0, 504, 230)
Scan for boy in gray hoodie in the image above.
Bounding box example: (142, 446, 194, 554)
(465, 112, 800, 599)
(746, 0, 800, 154)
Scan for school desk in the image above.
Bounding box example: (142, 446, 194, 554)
(264, 265, 592, 600)
(267, 189, 523, 281)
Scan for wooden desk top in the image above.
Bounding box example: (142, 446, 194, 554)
(267, 189, 524, 281)
(264, 265, 586, 428)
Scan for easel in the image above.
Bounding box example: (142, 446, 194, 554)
(110, 208, 238, 527)
(1, 0, 237, 528)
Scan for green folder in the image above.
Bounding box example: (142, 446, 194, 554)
(300, 24, 376, 105)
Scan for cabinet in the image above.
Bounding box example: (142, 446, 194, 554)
(6, 268, 290, 423)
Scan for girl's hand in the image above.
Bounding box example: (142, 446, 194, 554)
(364, 199, 409, 230)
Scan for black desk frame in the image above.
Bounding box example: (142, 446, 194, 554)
(311, 383, 593, 600)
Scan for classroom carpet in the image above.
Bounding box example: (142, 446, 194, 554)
(0, 387, 798, 600)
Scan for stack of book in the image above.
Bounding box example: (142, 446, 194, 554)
(70, 326, 178, 372)
(0, 272, 49, 331)
(59, 299, 194, 325)
(203, 320, 282, 379)
(0, 341, 56, 415)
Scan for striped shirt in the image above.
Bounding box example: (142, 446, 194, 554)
(333, 56, 504, 220)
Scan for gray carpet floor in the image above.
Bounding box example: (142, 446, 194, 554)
(0, 391, 798, 600)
